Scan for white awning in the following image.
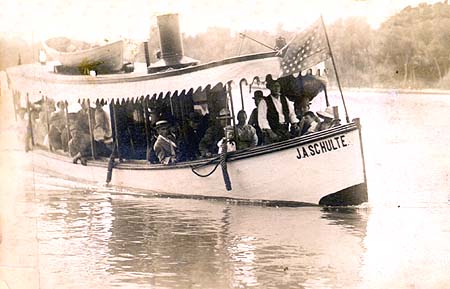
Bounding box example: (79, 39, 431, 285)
(6, 53, 282, 102)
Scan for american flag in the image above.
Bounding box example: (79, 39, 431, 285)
(279, 18, 330, 77)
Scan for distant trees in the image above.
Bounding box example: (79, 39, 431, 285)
(323, 1, 450, 88)
(326, 17, 376, 87)
(0, 36, 34, 71)
(377, 2, 450, 87)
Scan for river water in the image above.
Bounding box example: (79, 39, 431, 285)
(1, 90, 450, 288)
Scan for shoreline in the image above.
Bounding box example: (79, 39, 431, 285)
(330, 86, 450, 95)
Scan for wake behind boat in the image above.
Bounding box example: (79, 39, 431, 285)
(4, 13, 368, 206)
(42, 37, 124, 73)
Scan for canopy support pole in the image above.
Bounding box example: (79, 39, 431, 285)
(324, 86, 330, 107)
(64, 100, 71, 153)
(111, 100, 122, 162)
(142, 97, 151, 161)
(321, 16, 350, 123)
(86, 99, 96, 159)
(226, 82, 237, 142)
(26, 93, 34, 147)
(44, 96, 52, 151)
(12, 91, 17, 121)
(239, 78, 247, 111)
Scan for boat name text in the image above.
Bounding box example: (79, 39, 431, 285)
(296, 135, 348, 159)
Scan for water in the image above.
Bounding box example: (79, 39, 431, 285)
(1, 91, 450, 288)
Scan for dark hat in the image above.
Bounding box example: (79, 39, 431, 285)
(253, 90, 264, 99)
(265, 75, 280, 90)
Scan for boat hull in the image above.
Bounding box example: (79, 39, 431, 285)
(43, 40, 124, 72)
(30, 123, 368, 206)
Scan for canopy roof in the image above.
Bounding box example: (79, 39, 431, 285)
(6, 52, 282, 102)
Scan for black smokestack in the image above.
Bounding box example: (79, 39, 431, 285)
(148, 13, 198, 73)
(143, 41, 151, 67)
(158, 14, 183, 63)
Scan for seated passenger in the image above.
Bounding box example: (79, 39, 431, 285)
(146, 105, 162, 163)
(93, 101, 113, 156)
(236, 110, 257, 150)
(153, 120, 177, 165)
(217, 125, 236, 154)
(248, 90, 264, 145)
(178, 111, 207, 161)
(199, 108, 231, 158)
(36, 98, 56, 145)
(67, 103, 91, 165)
(301, 111, 319, 135)
(317, 107, 341, 131)
(257, 80, 299, 144)
(16, 108, 32, 152)
(48, 101, 67, 151)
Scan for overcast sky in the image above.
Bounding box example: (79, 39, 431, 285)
(0, 0, 443, 43)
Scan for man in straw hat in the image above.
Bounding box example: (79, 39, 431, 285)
(199, 108, 235, 157)
(258, 79, 299, 144)
(153, 120, 177, 165)
(317, 107, 340, 131)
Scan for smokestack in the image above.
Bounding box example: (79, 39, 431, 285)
(148, 13, 198, 73)
(143, 41, 151, 67)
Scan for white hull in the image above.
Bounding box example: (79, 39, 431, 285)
(43, 40, 124, 71)
(31, 123, 368, 206)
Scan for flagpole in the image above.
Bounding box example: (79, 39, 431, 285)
(320, 16, 350, 123)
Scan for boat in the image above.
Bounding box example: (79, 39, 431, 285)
(42, 37, 124, 73)
(4, 14, 368, 206)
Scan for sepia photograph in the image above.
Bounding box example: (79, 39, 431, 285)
(0, 0, 449, 288)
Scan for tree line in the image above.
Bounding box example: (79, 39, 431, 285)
(1, 1, 449, 89)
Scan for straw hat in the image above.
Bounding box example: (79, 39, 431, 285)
(155, 120, 170, 128)
(317, 107, 335, 119)
(216, 108, 231, 119)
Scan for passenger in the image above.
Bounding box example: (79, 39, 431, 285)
(36, 98, 56, 145)
(295, 99, 311, 137)
(235, 110, 258, 149)
(68, 103, 91, 165)
(146, 105, 162, 163)
(16, 108, 32, 152)
(317, 107, 340, 131)
(248, 90, 264, 145)
(48, 101, 67, 151)
(178, 111, 206, 161)
(301, 111, 319, 135)
(217, 126, 236, 154)
(93, 101, 113, 156)
(199, 108, 230, 157)
(216, 108, 236, 154)
(257, 80, 299, 144)
(153, 120, 177, 165)
(77, 99, 94, 135)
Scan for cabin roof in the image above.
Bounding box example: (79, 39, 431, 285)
(6, 52, 281, 102)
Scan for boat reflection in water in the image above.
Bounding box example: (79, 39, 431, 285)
(35, 174, 369, 288)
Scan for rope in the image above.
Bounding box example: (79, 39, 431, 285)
(190, 139, 232, 191)
(190, 155, 221, 177)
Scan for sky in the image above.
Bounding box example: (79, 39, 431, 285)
(0, 0, 443, 43)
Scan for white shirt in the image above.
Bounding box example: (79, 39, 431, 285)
(257, 95, 299, 130)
